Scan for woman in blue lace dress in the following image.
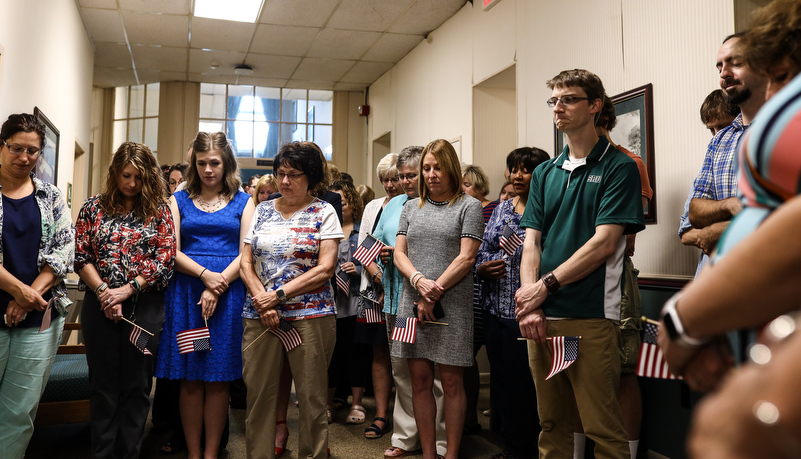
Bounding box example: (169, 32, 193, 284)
(156, 132, 255, 459)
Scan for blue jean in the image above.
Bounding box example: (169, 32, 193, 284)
(0, 315, 65, 459)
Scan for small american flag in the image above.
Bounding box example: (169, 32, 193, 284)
(391, 317, 418, 344)
(335, 268, 351, 294)
(176, 327, 212, 354)
(637, 321, 681, 379)
(269, 319, 303, 351)
(545, 336, 579, 380)
(353, 234, 385, 268)
(357, 290, 383, 324)
(129, 324, 153, 355)
(498, 223, 524, 257)
(38, 296, 57, 333)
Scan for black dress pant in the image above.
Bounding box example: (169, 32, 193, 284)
(82, 290, 164, 459)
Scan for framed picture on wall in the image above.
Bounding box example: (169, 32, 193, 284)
(551, 83, 656, 223)
(609, 84, 656, 223)
(33, 106, 60, 185)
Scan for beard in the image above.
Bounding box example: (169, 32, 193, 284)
(723, 78, 751, 105)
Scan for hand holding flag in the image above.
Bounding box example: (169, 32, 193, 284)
(335, 268, 351, 294)
(353, 234, 386, 268)
(545, 336, 579, 380)
(177, 322, 212, 354)
(637, 320, 681, 380)
(499, 223, 524, 257)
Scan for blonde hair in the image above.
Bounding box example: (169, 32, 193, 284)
(99, 142, 166, 222)
(462, 164, 490, 197)
(184, 132, 242, 199)
(252, 174, 278, 205)
(418, 139, 464, 207)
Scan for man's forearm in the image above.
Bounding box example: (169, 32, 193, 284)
(552, 224, 624, 287)
(689, 197, 741, 228)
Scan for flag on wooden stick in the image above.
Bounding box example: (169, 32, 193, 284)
(545, 336, 579, 380)
(391, 317, 418, 344)
(177, 326, 212, 354)
(129, 324, 153, 355)
(637, 321, 681, 379)
(353, 234, 386, 268)
(269, 319, 303, 351)
(498, 223, 524, 257)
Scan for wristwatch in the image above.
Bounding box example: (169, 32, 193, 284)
(661, 292, 709, 348)
(276, 288, 287, 301)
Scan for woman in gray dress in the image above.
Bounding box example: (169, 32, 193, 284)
(391, 139, 484, 459)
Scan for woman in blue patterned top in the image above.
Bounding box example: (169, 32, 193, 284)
(0, 114, 75, 459)
(475, 147, 549, 459)
(240, 141, 343, 459)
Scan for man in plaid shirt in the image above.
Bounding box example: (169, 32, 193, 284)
(678, 33, 767, 276)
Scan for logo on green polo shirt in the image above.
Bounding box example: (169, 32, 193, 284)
(587, 175, 601, 183)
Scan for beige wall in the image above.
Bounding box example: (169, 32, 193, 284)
(366, 0, 736, 278)
(0, 0, 94, 197)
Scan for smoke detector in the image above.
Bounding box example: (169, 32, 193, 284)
(234, 64, 253, 76)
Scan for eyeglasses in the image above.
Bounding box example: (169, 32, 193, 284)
(2, 140, 42, 158)
(381, 176, 400, 184)
(398, 173, 418, 181)
(276, 172, 306, 181)
(546, 96, 592, 108)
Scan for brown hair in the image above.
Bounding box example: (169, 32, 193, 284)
(418, 139, 463, 207)
(546, 69, 606, 104)
(99, 142, 166, 221)
(741, 0, 801, 75)
(184, 132, 242, 199)
(700, 89, 740, 125)
(330, 180, 364, 222)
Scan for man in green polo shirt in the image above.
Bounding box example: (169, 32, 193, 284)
(514, 69, 645, 458)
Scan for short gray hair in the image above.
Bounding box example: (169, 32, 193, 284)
(397, 145, 423, 171)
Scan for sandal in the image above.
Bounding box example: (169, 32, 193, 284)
(384, 446, 416, 459)
(364, 416, 390, 439)
(346, 404, 366, 424)
(158, 442, 185, 455)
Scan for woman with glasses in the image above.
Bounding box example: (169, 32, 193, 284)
(0, 114, 75, 459)
(167, 163, 188, 196)
(156, 132, 254, 459)
(357, 152, 399, 440)
(241, 141, 343, 459)
(75, 141, 176, 459)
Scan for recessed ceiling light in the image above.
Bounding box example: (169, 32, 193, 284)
(194, 0, 263, 23)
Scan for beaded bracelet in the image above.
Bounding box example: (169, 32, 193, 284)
(94, 282, 108, 296)
(410, 271, 423, 290)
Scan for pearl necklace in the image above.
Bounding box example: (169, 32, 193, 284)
(197, 194, 225, 212)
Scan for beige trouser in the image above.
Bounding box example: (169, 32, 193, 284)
(242, 315, 336, 459)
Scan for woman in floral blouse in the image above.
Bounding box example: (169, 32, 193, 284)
(240, 141, 343, 459)
(0, 113, 75, 459)
(75, 141, 176, 459)
(475, 147, 549, 459)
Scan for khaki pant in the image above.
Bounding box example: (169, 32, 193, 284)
(242, 315, 336, 459)
(528, 318, 629, 459)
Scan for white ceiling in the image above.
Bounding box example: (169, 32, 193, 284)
(78, 0, 467, 90)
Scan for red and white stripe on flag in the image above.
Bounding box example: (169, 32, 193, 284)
(352, 234, 385, 268)
(390, 317, 417, 344)
(637, 342, 681, 379)
(269, 320, 303, 352)
(176, 327, 211, 354)
(545, 336, 579, 380)
(362, 307, 383, 324)
(499, 224, 524, 257)
(335, 269, 350, 294)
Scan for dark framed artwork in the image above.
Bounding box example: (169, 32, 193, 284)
(609, 84, 656, 223)
(33, 106, 60, 185)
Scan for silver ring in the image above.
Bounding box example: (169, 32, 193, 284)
(106, 299, 111, 304)
(112, 313, 118, 317)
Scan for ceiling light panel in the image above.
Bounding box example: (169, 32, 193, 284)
(194, 0, 263, 23)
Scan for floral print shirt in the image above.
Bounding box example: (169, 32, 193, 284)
(475, 199, 525, 319)
(74, 195, 176, 291)
(0, 172, 75, 315)
(243, 198, 343, 321)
